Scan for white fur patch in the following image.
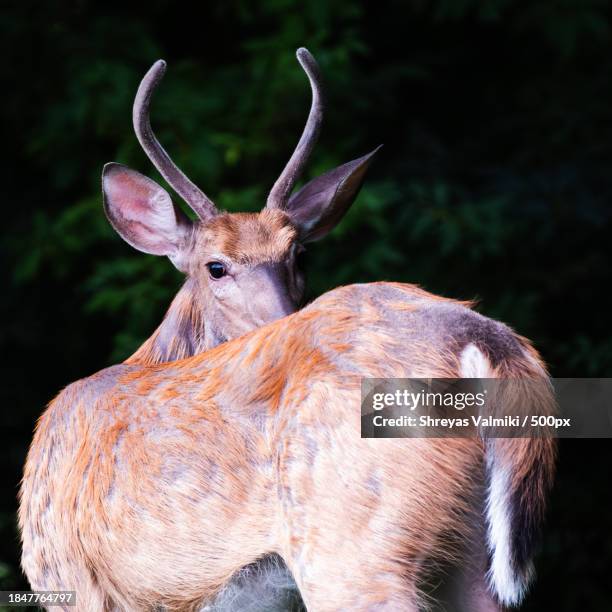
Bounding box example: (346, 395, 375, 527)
(485, 464, 531, 606)
(459, 343, 490, 378)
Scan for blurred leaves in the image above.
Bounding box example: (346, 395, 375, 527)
(4, 0, 611, 377)
(2, 1, 612, 604)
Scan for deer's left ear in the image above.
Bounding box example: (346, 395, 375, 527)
(102, 163, 194, 272)
(285, 146, 381, 242)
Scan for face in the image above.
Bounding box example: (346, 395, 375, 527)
(102, 150, 378, 350)
(190, 210, 305, 343)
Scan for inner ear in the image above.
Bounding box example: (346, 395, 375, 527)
(102, 163, 193, 268)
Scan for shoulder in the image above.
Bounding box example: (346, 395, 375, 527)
(42, 364, 136, 425)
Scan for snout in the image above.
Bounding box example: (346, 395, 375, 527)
(246, 263, 298, 326)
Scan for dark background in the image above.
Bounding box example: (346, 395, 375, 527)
(2, 0, 611, 609)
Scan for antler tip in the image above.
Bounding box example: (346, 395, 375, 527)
(148, 59, 167, 76)
(295, 47, 321, 87)
(296, 47, 314, 64)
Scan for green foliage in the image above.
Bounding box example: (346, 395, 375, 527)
(2, 0, 612, 607)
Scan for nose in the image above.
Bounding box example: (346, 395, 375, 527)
(247, 263, 297, 325)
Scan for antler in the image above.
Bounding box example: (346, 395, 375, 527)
(266, 48, 325, 210)
(133, 60, 218, 221)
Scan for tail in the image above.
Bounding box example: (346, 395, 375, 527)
(460, 343, 557, 607)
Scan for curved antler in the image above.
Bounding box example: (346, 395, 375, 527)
(266, 48, 325, 210)
(133, 60, 218, 221)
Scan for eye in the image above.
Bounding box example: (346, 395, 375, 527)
(206, 261, 227, 279)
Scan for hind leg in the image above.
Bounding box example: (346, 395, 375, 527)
(428, 520, 503, 612)
(455, 513, 504, 612)
(452, 561, 504, 612)
(287, 550, 420, 612)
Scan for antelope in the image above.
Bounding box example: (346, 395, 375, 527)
(102, 48, 379, 365)
(19, 282, 556, 611)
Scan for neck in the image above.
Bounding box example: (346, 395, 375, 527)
(125, 278, 208, 366)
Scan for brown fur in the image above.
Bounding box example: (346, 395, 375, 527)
(199, 211, 297, 266)
(19, 282, 556, 611)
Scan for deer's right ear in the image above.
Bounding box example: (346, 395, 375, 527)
(102, 163, 194, 272)
(284, 146, 381, 243)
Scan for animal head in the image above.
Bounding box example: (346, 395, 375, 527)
(103, 48, 379, 347)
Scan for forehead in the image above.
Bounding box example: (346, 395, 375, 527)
(197, 210, 298, 265)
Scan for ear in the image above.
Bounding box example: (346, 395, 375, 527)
(102, 163, 194, 272)
(285, 145, 381, 242)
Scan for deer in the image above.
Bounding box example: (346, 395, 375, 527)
(19, 50, 556, 611)
(102, 48, 379, 365)
(100, 47, 377, 610)
(19, 282, 556, 611)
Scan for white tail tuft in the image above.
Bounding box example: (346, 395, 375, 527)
(484, 462, 533, 606)
(460, 343, 532, 607)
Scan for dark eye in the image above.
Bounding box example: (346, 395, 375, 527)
(206, 261, 227, 279)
